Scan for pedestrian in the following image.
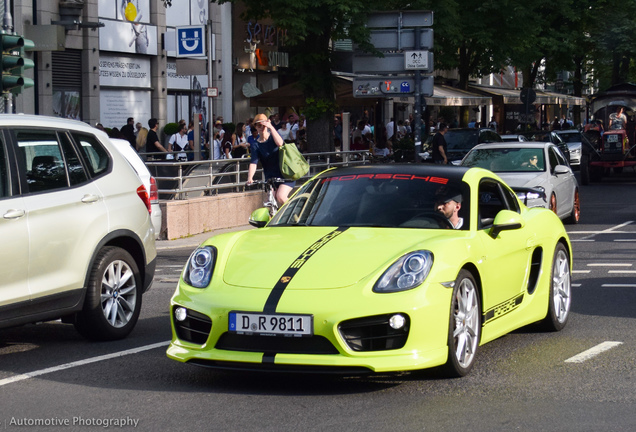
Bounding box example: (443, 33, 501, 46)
(431, 122, 449, 164)
(145, 118, 169, 160)
(488, 116, 498, 131)
(287, 114, 299, 143)
(135, 124, 148, 152)
(121, 117, 136, 148)
(246, 113, 295, 205)
(231, 122, 249, 158)
(168, 122, 189, 161)
(135, 122, 143, 137)
(386, 118, 395, 142)
(468, 118, 476, 128)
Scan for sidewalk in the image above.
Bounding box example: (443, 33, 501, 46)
(156, 224, 254, 251)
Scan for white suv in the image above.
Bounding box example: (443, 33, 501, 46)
(0, 115, 156, 340)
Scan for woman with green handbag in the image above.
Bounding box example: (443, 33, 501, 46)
(246, 113, 296, 205)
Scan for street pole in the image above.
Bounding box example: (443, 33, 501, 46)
(2, 0, 12, 113)
(413, 26, 421, 162)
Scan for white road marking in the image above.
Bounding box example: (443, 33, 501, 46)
(614, 239, 636, 242)
(564, 341, 623, 363)
(609, 270, 636, 274)
(571, 239, 595, 242)
(602, 284, 636, 288)
(574, 221, 634, 241)
(572, 283, 581, 287)
(0, 341, 170, 387)
(572, 270, 591, 274)
(587, 263, 632, 267)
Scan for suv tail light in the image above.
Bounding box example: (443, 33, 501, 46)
(136, 185, 152, 213)
(149, 176, 159, 203)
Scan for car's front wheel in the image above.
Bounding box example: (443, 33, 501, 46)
(74, 246, 142, 341)
(564, 189, 580, 224)
(540, 243, 571, 331)
(443, 270, 481, 377)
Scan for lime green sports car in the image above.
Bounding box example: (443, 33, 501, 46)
(167, 165, 572, 377)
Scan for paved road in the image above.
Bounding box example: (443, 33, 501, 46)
(1, 171, 635, 431)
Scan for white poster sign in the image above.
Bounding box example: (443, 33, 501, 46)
(99, 19, 158, 55)
(167, 61, 191, 90)
(99, 56, 151, 88)
(99, 89, 152, 130)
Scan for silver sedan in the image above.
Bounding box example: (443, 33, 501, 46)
(460, 142, 580, 224)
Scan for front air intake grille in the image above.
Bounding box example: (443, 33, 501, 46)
(339, 314, 410, 352)
(216, 333, 339, 355)
(174, 308, 212, 345)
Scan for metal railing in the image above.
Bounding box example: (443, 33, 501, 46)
(142, 150, 374, 200)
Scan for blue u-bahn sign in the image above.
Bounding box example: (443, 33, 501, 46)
(176, 26, 206, 58)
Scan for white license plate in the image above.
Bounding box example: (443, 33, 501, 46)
(606, 135, 619, 143)
(229, 312, 313, 336)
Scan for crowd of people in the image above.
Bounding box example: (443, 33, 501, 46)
(99, 112, 308, 163)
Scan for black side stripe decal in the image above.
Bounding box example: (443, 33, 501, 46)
(262, 227, 349, 314)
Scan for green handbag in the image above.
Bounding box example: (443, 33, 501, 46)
(279, 143, 309, 181)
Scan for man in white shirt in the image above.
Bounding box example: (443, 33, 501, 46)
(386, 118, 395, 141)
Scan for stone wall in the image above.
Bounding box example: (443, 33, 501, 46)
(159, 191, 264, 240)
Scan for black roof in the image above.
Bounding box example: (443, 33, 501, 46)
(318, 164, 470, 184)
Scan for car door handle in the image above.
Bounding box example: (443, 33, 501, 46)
(81, 194, 100, 204)
(526, 236, 537, 249)
(3, 209, 26, 219)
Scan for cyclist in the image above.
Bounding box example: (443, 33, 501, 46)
(246, 113, 295, 205)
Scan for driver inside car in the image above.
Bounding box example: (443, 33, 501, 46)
(435, 187, 463, 229)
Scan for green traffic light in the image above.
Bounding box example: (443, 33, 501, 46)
(0, 33, 34, 94)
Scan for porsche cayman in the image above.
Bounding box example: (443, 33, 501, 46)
(167, 165, 572, 377)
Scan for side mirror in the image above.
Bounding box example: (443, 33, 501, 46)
(554, 165, 570, 175)
(249, 208, 271, 228)
(490, 210, 524, 239)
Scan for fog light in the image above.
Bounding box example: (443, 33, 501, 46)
(389, 314, 406, 329)
(175, 307, 187, 322)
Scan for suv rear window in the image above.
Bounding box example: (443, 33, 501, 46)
(71, 133, 110, 177)
(16, 130, 69, 193)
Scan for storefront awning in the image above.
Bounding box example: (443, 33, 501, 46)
(469, 84, 585, 106)
(249, 77, 379, 108)
(423, 85, 492, 106)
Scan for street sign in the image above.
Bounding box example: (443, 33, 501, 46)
(353, 75, 434, 98)
(369, 29, 434, 50)
(366, 11, 433, 28)
(206, 87, 218, 97)
(176, 25, 206, 58)
(404, 50, 431, 70)
(353, 52, 434, 74)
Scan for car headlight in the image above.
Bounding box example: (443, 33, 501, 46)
(183, 246, 216, 288)
(374, 251, 433, 293)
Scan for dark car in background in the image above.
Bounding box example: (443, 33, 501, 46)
(444, 128, 503, 163)
(518, 130, 571, 164)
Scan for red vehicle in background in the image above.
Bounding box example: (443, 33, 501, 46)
(581, 83, 636, 184)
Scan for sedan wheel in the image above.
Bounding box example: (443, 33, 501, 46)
(540, 243, 571, 331)
(75, 246, 142, 340)
(549, 193, 557, 215)
(443, 270, 481, 377)
(564, 189, 580, 224)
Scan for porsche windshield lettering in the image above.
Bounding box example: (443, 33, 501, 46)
(322, 174, 449, 184)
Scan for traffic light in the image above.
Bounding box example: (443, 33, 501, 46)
(0, 33, 34, 94)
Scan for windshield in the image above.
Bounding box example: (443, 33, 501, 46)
(269, 173, 470, 230)
(558, 133, 581, 143)
(520, 131, 550, 142)
(462, 148, 546, 172)
(444, 130, 479, 150)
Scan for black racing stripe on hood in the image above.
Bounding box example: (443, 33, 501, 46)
(262, 227, 349, 314)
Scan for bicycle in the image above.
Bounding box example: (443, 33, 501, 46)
(248, 177, 287, 217)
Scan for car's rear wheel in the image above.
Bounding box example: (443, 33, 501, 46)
(564, 189, 580, 224)
(443, 270, 481, 377)
(74, 246, 142, 341)
(540, 243, 571, 331)
(549, 193, 557, 215)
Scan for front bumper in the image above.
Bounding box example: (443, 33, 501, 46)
(167, 280, 453, 373)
